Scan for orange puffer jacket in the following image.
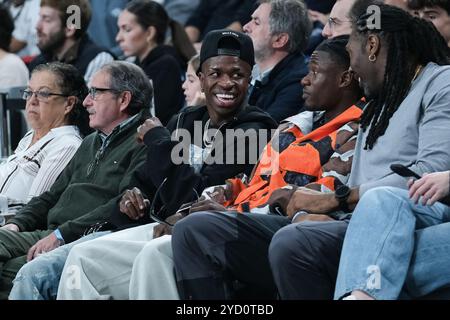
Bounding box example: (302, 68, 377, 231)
(224, 103, 363, 212)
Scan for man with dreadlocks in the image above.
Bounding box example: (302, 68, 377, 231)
(172, 2, 450, 300)
(267, 3, 450, 299)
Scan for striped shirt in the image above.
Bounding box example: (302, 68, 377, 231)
(0, 126, 82, 204)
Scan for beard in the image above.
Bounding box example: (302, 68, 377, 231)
(363, 84, 379, 101)
(38, 28, 66, 55)
(358, 77, 379, 101)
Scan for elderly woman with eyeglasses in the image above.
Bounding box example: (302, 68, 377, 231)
(0, 62, 91, 210)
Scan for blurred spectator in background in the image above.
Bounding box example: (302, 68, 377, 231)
(116, 0, 192, 125)
(185, 0, 256, 46)
(322, 0, 356, 38)
(306, 0, 336, 13)
(88, 0, 129, 57)
(304, 0, 336, 55)
(181, 54, 205, 107)
(3, 0, 40, 61)
(408, 0, 450, 47)
(28, 0, 114, 83)
(163, 0, 200, 25)
(0, 4, 29, 88)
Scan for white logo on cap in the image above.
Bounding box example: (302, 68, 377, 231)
(221, 31, 239, 37)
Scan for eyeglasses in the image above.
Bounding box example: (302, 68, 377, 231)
(22, 89, 69, 102)
(87, 87, 119, 100)
(149, 177, 200, 227)
(326, 17, 352, 30)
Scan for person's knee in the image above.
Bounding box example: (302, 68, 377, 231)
(15, 254, 54, 280)
(362, 187, 407, 206)
(357, 187, 410, 223)
(172, 212, 216, 248)
(269, 224, 311, 269)
(11, 255, 54, 299)
(14, 262, 36, 283)
(65, 241, 93, 265)
(138, 236, 171, 261)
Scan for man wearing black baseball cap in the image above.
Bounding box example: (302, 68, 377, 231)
(192, 29, 263, 128)
(197, 29, 255, 74)
(26, 29, 276, 300)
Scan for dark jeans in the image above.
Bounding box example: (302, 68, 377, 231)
(269, 220, 348, 299)
(172, 211, 290, 299)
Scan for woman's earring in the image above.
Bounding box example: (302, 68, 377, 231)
(369, 54, 377, 62)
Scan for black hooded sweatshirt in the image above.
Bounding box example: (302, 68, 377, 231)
(109, 104, 277, 229)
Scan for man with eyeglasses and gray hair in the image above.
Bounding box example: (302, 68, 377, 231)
(1, 61, 151, 300)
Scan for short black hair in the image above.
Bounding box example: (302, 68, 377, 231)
(0, 4, 14, 51)
(315, 35, 351, 70)
(408, 0, 450, 15)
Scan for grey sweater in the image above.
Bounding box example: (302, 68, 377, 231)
(348, 62, 450, 196)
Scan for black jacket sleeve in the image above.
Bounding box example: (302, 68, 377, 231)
(141, 121, 272, 216)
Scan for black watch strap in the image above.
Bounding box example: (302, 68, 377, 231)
(338, 198, 351, 213)
(335, 185, 351, 213)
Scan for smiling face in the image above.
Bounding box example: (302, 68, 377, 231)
(116, 10, 153, 61)
(199, 55, 252, 124)
(25, 70, 72, 133)
(301, 51, 343, 111)
(346, 30, 385, 100)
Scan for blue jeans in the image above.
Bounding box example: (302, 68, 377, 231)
(334, 187, 450, 300)
(9, 231, 110, 300)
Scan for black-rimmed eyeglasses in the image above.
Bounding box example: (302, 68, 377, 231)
(22, 89, 69, 102)
(87, 87, 119, 100)
(149, 178, 200, 227)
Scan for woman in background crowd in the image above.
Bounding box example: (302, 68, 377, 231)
(116, 0, 194, 125)
(0, 4, 29, 88)
(181, 54, 205, 108)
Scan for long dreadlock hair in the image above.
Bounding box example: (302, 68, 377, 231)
(350, 3, 450, 149)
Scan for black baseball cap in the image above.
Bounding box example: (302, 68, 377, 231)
(197, 29, 255, 74)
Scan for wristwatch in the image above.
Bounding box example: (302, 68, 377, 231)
(53, 229, 65, 246)
(335, 185, 351, 212)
